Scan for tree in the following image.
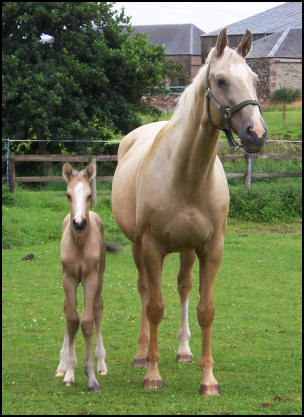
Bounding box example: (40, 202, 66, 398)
(2, 2, 183, 154)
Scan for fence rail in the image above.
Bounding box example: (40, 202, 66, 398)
(2, 152, 302, 194)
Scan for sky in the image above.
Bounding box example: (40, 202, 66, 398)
(113, 2, 285, 33)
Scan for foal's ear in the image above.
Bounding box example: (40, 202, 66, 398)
(237, 29, 252, 57)
(62, 162, 75, 182)
(215, 28, 228, 57)
(83, 163, 96, 182)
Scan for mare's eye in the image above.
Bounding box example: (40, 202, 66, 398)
(216, 78, 227, 87)
(88, 194, 92, 200)
(67, 194, 71, 200)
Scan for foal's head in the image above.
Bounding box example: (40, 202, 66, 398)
(62, 162, 96, 232)
(206, 28, 267, 153)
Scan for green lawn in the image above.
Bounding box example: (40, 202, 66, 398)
(2, 189, 302, 414)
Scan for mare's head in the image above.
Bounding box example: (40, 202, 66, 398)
(62, 162, 96, 232)
(206, 28, 267, 153)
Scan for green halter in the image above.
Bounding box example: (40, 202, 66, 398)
(205, 61, 261, 150)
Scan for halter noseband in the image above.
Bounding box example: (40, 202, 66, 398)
(205, 61, 261, 150)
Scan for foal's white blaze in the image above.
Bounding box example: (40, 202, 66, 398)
(73, 182, 85, 224)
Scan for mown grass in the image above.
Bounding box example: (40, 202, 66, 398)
(2, 188, 302, 415)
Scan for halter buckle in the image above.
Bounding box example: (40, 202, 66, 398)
(224, 108, 231, 119)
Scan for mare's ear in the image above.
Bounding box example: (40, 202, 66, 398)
(215, 28, 228, 57)
(237, 29, 252, 57)
(62, 162, 75, 182)
(83, 163, 96, 182)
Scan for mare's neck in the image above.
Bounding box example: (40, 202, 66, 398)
(167, 65, 220, 188)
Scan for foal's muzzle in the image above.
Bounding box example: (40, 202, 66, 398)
(73, 218, 87, 231)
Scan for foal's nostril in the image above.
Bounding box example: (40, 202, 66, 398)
(73, 218, 87, 231)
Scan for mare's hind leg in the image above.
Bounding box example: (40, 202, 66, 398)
(196, 236, 224, 396)
(177, 250, 195, 363)
(57, 277, 79, 386)
(94, 291, 107, 375)
(132, 241, 149, 368)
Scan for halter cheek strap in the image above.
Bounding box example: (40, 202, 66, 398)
(205, 61, 261, 150)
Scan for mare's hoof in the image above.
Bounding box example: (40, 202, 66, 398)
(200, 384, 220, 397)
(143, 378, 162, 390)
(176, 353, 193, 363)
(55, 371, 65, 377)
(133, 357, 148, 368)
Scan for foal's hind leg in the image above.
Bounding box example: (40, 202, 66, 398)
(132, 241, 149, 368)
(94, 291, 107, 375)
(177, 250, 195, 363)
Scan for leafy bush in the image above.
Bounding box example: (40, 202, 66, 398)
(229, 182, 302, 222)
(272, 88, 301, 104)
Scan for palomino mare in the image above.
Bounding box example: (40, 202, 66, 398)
(55, 162, 107, 391)
(112, 28, 267, 396)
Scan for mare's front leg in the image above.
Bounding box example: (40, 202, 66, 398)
(82, 274, 101, 392)
(177, 250, 195, 363)
(56, 275, 79, 386)
(132, 241, 149, 368)
(196, 236, 224, 396)
(142, 235, 164, 389)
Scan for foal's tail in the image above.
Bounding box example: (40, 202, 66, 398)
(105, 241, 121, 254)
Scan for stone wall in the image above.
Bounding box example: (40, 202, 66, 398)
(246, 58, 270, 102)
(269, 59, 302, 96)
(149, 94, 180, 112)
(247, 58, 302, 102)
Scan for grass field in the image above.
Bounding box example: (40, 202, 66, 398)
(2, 187, 302, 415)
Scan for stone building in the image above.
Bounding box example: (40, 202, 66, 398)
(201, 2, 302, 102)
(130, 23, 205, 82)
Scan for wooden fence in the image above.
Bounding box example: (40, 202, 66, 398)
(2, 152, 302, 196)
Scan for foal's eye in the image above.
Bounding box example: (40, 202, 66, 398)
(66, 194, 71, 200)
(88, 194, 92, 200)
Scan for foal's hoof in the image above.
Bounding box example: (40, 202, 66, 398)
(55, 371, 65, 377)
(200, 384, 220, 397)
(176, 353, 193, 363)
(143, 378, 162, 390)
(133, 357, 148, 368)
(89, 383, 101, 392)
(63, 381, 75, 387)
(97, 370, 108, 375)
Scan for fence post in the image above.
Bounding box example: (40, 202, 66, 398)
(89, 156, 97, 207)
(9, 155, 15, 193)
(245, 153, 252, 190)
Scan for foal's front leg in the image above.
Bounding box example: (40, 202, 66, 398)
(82, 274, 101, 392)
(56, 276, 79, 386)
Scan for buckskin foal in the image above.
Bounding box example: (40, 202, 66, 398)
(55, 162, 107, 392)
(112, 28, 267, 396)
